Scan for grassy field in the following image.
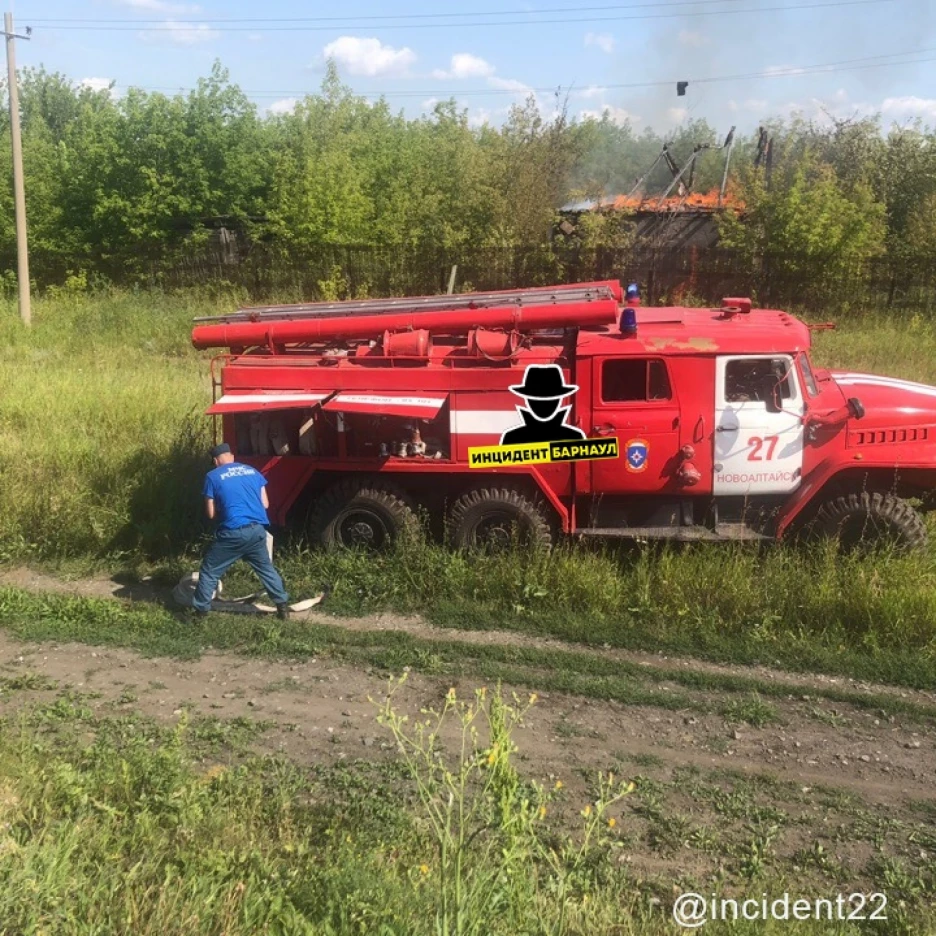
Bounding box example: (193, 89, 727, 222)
(2, 289, 936, 688)
(2, 288, 936, 563)
(0, 672, 932, 936)
(2, 289, 936, 934)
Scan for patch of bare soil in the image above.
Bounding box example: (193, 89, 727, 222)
(1, 565, 933, 705)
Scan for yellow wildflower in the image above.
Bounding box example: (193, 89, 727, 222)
(583, 805, 592, 818)
(419, 864, 430, 875)
(608, 817, 616, 829)
(529, 693, 538, 704)
(539, 806, 547, 819)
(554, 780, 563, 790)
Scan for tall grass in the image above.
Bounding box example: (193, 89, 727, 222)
(0, 288, 226, 560)
(0, 687, 648, 936)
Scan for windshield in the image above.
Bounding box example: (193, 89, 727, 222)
(799, 353, 819, 397)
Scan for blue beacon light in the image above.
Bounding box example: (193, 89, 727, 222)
(621, 307, 638, 336)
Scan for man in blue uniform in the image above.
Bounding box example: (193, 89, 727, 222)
(190, 443, 291, 620)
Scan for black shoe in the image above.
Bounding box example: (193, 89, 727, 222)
(276, 603, 290, 621)
(185, 607, 209, 620)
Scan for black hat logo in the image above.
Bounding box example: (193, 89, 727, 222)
(500, 364, 586, 446)
(508, 364, 579, 400)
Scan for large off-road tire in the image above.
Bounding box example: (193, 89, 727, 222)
(810, 492, 928, 553)
(308, 479, 420, 553)
(447, 486, 555, 553)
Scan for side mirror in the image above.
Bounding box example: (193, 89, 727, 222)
(760, 376, 782, 413)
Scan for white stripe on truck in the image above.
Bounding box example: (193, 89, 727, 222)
(450, 410, 523, 435)
(215, 393, 329, 404)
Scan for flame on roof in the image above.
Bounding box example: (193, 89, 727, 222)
(565, 187, 745, 214)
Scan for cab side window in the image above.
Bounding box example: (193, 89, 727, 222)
(725, 358, 794, 403)
(602, 359, 672, 403)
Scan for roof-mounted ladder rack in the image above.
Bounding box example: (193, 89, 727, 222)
(192, 284, 618, 326)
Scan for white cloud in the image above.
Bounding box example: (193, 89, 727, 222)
(574, 85, 607, 100)
(584, 32, 615, 54)
(269, 97, 299, 115)
(776, 89, 859, 123)
(881, 96, 936, 121)
(117, 0, 201, 11)
(581, 104, 640, 125)
(488, 76, 531, 93)
(764, 64, 807, 77)
(80, 77, 113, 93)
(322, 36, 416, 77)
(677, 30, 708, 47)
(432, 53, 496, 80)
(667, 107, 688, 122)
(139, 20, 220, 44)
(423, 97, 439, 110)
(468, 108, 493, 128)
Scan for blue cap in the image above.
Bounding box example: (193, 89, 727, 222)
(626, 283, 640, 299)
(210, 442, 231, 459)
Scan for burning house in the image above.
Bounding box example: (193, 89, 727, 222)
(557, 127, 750, 251)
(555, 127, 772, 302)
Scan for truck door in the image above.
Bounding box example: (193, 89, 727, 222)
(590, 355, 681, 494)
(713, 355, 805, 496)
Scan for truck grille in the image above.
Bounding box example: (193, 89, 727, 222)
(854, 427, 929, 445)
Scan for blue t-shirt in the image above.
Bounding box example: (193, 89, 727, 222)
(203, 462, 270, 531)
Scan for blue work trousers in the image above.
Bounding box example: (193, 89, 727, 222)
(192, 522, 289, 612)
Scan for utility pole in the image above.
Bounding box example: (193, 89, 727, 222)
(4, 13, 31, 327)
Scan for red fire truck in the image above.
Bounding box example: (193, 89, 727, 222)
(190, 280, 936, 552)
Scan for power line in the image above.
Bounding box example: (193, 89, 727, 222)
(27, 0, 898, 32)
(24, 1, 756, 25)
(105, 48, 936, 100)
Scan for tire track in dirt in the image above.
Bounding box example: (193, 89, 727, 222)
(1, 565, 933, 707)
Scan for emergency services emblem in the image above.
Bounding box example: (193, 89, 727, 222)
(625, 439, 649, 473)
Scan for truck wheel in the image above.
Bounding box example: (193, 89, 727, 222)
(811, 492, 928, 552)
(308, 480, 420, 553)
(447, 487, 554, 552)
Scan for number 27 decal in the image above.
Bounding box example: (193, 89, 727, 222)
(748, 435, 780, 461)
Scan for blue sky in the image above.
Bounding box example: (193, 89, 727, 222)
(12, 0, 936, 136)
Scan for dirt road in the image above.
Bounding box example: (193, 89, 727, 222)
(0, 565, 934, 892)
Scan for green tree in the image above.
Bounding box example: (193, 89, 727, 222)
(717, 149, 887, 278)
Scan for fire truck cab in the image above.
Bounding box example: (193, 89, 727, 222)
(191, 281, 936, 553)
